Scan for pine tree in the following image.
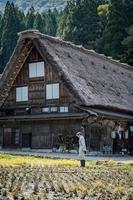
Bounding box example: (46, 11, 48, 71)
(26, 6, 35, 29)
(122, 25, 133, 65)
(57, 0, 99, 49)
(0, 13, 4, 50)
(126, 0, 133, 26)
(45, 9, 57, 36)
(41, 12, 46, 33)
(57, 1, 74, 38)
(0, 13, 2, 24)
(97, 4, 109, 33)
(34, 12, 45, 33)
(16, 7, 26, 27)
(96, 3, 109, 52)
(53, 8, 58, 18)
(99, 0, 132, 59)
(0, 1, 25, 73)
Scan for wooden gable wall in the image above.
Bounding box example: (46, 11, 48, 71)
(3, 45, 79, 113)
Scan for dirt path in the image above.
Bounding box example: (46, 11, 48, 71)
(0, 149, 133, 163)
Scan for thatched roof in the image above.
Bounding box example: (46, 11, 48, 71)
(0, 30, 133, 113)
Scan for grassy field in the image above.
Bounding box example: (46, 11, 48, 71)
(0, 153, 133, 200)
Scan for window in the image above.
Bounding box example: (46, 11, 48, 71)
(4, 128, 20, 146)
(16, 87, 28, 102)
(42, 107, 50, 113)
(60, 106, 68, 113)
(51, 107, 58, 112)
(12, 129, 20, 145)
(46, 83, 59, 99)
(29, 62, 44, 78)
(42, 107, 58, 113)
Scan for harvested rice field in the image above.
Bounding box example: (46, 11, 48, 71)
(0, 153, 133, 200)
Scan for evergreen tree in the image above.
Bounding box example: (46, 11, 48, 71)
(34, 12, 44, 33)
(57, 0, 99, 48)
(96, 0, 109, 5)
(0, 1, 25, 73)
(0, 13, 4, 50)
(16, 6, 26, 27)
(26, 6, 35, 29)
(45, 9, 57, 36)
(57, 1, 73, 38)
(96, 3, 109, 51)
(53, 8, 58, 18)
(41, 12, 46, 33)
(122, 25, 133, 65)
(99, 0, 132, 59)
(126, 0, 133, 26)
(0, 13, 1, 24)
(97, 4, 109, 34)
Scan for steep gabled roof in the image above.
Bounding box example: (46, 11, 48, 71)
(0, 30, 133, 113)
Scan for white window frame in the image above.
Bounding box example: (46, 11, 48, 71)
(16, 86, 28, 102)
(60, 106, 68, 113)
(46, 83, 59, 100)
(42, 107, 50, 113)
(50, 107, 58, 112)
(42, 107, 58, 113)
(29, 61, 44, 78)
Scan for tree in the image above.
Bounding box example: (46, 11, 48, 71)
(96, 0, 109, 4)
(0, 13, 4, 50)
(26, 6, 35, 29)
(98, 0, 132, 59)
(34, 12, 45, 33)
(122, 25, 133, 65)
(45, 9, 57, 36)
(16, 6, 26, 27)
(96, 3, 109, 52)
(0, 1, 25, 73)
(97, 4, 109, 35)
(57, 0, 99, 49)
(57, 1, 75, 39)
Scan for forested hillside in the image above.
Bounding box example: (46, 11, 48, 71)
(0, 1, 58, 72)
(0, 0, 133, 73)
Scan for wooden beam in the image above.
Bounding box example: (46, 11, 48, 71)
(0, 42, 33, 107)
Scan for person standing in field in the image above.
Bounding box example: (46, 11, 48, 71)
(76, 132, 87, 167)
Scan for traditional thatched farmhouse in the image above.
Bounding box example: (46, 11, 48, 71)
(0, 30, 133, 154)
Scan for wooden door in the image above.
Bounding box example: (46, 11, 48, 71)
(22, 133, 32, 148)
(88, 125, 105, 151)
(3, 128, 20, 148)
(3, 128, 12, 147)
(11, 128, 20, 148)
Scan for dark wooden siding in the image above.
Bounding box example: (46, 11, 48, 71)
(0, 119, 81, 148)
(3, 47, 79, 113)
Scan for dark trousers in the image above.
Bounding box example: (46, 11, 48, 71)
(80, 160, 85, 167)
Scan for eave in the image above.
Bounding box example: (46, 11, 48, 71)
(80, 106, 133, 121)
(0, 112, 87, 122)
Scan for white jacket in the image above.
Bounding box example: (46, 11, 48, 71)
(79, 135, 86, 160)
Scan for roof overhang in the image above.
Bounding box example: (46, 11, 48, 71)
(0, 113, 87, 123)
(82, 107, 133, 121)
